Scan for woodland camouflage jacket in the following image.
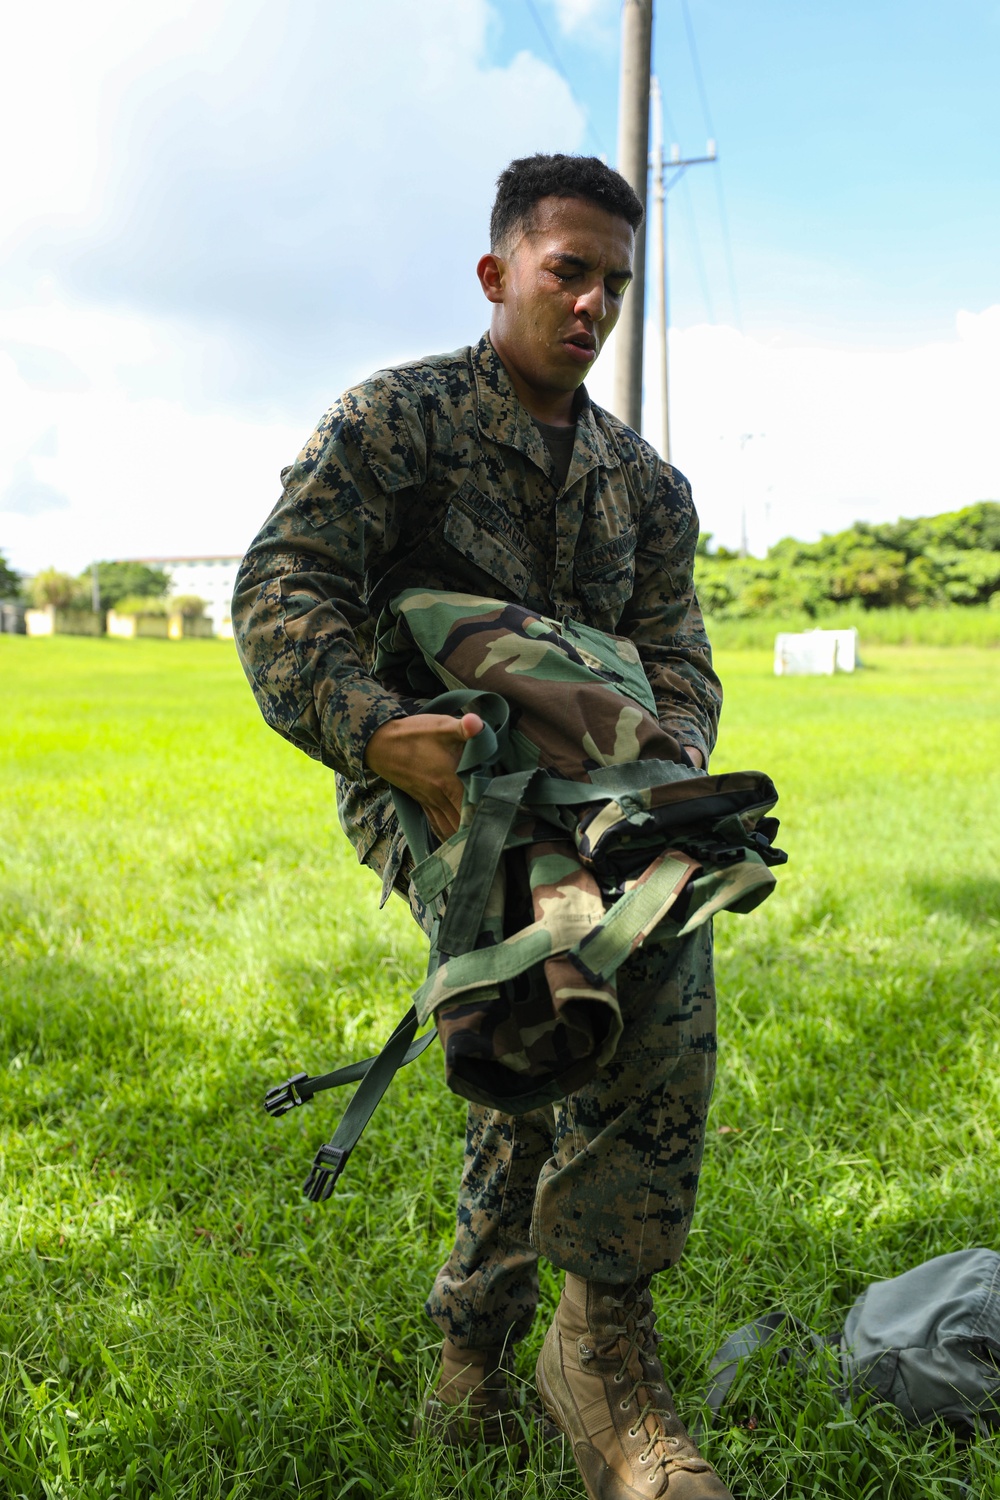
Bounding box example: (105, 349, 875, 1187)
(232, 334, 722, 885)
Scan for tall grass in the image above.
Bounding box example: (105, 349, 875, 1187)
(1, 637, 999, 1498)
(705, 602, 1000, 651)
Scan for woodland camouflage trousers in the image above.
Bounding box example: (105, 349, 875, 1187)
(422, 921, 716, 1349)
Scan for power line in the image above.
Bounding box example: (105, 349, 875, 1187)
(660, 94, 681, 151)
(680, 0, 742, 329)
(677, 173, 715, 322)
(522, 0, 607, 157)
(651, 75, 717, 456)
(680, 0, 716, 136)
(659, 80, 714, 323)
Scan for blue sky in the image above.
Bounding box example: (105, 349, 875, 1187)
(1, 0, 997, 572)
(496, 0, 1000, 342)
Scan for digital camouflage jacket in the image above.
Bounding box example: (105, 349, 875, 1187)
(232, 334, 722, 893)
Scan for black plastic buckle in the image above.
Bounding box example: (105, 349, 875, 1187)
(302, 1143, 349, 1202)
(750, 818, 788, 866)
(263, 1071, 310, 1117)
(713, 847, 746, 868)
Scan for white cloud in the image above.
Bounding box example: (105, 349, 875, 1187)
(1, 461, 70, 519)
(3, 0, 586, 413)
(2, 0, 996, 580)
(8, 299, 997, 576)
(586, 305, 1000, 554)
(0, 0, 590, 574)
(0, 299, 304, 571)
(551, 0, 617, 41)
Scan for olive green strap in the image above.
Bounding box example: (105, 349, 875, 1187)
(300, 1006, 424, 1202)
(436, 767, 537, 957)
(571, 853, 698, 977)
(414, 843, 698, 1017)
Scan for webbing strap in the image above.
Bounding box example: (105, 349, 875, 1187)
(436, 767, 537, 957)
(263, 1028, 437, 1116)
(465, 759, 692, 809)
(299, 1006, 424, 1203)
(588, 758, 694, 792)
(691, 1311, 832, 1440)
(421, 759, 702, 930)
(391, 786, 435, 871)
(573, 853, 698, 977)
(388, 688, 513, 871)
(414, 848, 699, 1019)
(414, 922, 551, 1008)
(267, 678, 779, 1199)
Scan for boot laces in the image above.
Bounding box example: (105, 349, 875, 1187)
(602, 1291, 684, 1484)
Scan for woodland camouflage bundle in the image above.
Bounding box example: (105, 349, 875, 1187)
(373, 589, 786, 1115)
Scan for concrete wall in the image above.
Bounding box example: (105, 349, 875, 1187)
(107, 611, 169, 639)
(167, 614, 214, 639)
(0, 602, 26, 634)
(25, 608, 104, 637)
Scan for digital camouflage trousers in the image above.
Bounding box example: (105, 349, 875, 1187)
(422, 919, 716, 1349)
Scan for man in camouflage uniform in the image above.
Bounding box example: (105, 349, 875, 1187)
(234, 154, 732, 1499)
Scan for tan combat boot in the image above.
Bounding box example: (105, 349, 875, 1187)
(417, 1339, 524, 1450)
(535, 1275, 733, 1499)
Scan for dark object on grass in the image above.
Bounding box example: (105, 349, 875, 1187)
(701, 1248, 1000, 1436)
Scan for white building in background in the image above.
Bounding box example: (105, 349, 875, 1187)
(129, 555, 242, 636)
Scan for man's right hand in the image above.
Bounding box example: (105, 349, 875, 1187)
(363, 711, 484, 841)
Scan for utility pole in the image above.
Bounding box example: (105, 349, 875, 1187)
(737, 432, 763, 556)
(649, 75, 669, 460)
(649, 84, 717, 463)
(612, 0, 652, 432)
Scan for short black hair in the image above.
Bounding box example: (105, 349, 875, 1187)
(490, 154, 644, 252)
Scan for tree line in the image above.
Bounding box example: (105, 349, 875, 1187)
(694, 501, 1000, 619)
(0, 560, 204, 618)
(3, 502, 998, 620)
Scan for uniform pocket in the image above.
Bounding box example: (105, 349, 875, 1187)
(574, 525, 637, 621)
(443, 481, 531, 600)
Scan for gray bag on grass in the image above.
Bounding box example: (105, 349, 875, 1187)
(841, 1248, 1000, 1428)
(702, 1248, 1000, 1434)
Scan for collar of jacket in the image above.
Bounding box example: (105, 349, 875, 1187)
(471, 333, 622, 491)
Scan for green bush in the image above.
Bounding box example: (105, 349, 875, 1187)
(30, 569, 91, 610)
(113, 594, 169, 616)
(696, 501, 1000, 620)
(0, 549, 21, 600)
(169, 594, 208, 619)
(83, 561, 170, 613)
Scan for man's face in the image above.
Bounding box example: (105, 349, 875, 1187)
(479, 195, 634, 411)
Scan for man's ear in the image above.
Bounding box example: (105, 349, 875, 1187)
(477, 252, 506, 305)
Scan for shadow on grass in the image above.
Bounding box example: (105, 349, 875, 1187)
(909, 875, 1000, 925)
(1, 952, 188, 1108)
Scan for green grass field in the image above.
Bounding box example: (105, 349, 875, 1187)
(704, 603, 1000, 651)
(2, 636, 999, 1499)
